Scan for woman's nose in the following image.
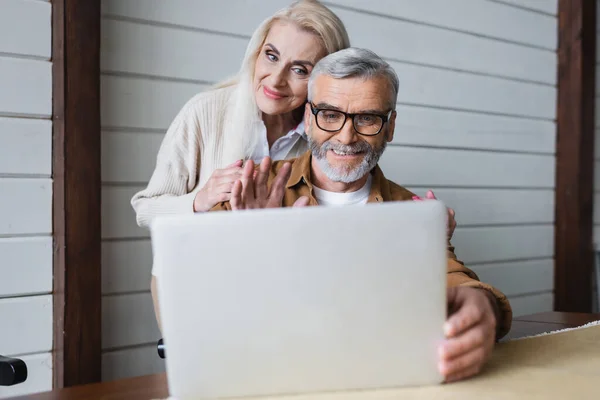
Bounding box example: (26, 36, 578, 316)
(270, 66, 287, 88)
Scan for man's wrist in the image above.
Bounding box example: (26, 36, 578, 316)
(480, 288, 502, 338)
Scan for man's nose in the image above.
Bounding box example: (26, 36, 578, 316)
(335, 117, 360, 144)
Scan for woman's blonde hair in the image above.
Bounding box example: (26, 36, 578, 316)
(213, 0, 350, 167)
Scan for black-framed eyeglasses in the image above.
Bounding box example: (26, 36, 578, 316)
(310, 103, 393, 136)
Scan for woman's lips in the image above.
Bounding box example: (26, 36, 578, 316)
(263, 86, 286, 100)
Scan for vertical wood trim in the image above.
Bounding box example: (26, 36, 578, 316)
(52, 0, 102, 387)
(554, 0, 597, 312)
(51, 0, 65, 388)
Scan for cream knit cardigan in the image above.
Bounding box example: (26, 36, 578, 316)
(130, 85, 308, 228)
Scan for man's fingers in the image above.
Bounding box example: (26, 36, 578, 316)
(445, 302, 484, 338)
(447, 207, 457, 238)
(293, 196, 310, 207)
(230, 180, 243, 210)
(439, 324, 487, 361)
(255, 157, 271, 201)
(268, 163, 292, 206)
(240, 160, 256, 204)
(439, 345, 486, 378)
(426, 190, 437, 200)
(444, 364, 482, 383)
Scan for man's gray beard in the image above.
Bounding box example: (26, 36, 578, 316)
(308, 134, 387, 184)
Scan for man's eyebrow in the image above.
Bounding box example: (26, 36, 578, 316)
(315, 103, 388, 115)
(315, 102, 342, 111)
(359, 108, 389, 115)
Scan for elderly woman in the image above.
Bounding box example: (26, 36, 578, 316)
(131, 0, 350, 219)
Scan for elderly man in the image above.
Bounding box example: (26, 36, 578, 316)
(211, 47, 512, 383)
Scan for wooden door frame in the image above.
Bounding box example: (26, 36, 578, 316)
(52, 0, 102, 387)
(554, 0, 597, 312)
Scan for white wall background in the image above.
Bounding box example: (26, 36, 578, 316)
(0, 0, 53, 398)
(100, 0, 558, 381)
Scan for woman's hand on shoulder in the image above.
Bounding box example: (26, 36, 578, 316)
(193, 160, 244, 212)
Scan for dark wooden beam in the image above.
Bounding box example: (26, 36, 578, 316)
(52, 0, 102, 387)
(554, 0, 597, 312)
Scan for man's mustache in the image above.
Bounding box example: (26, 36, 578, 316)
(314, 140, 373, 157)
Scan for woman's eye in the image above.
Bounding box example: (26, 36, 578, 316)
(266, 51, 278, 62)
(292, 67, 308, 76)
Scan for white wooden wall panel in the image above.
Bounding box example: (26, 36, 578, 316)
(0, 58, 51, 117)
(100, 0, 558, 380)
(102, 293, 160, 349)
(509, 292, 554, 317)
(392, 62, 555, 119)
(101, 19, 244, 82)
(493, 0, 557, 15)
(0, 1, 54, 395)
(325, 0, 556, 49)
(471, 259, 553, 297)
(0, 296, 52, 356)
(334, 7, 555, 84)
(102, 345, 165, 382)
(0, 179, 52, 235)
(0, 237, 52, 298)
(101, 12, 555, 86)
(0, 118, 52, 175)
(101, 76, 207, 130)
(406, 188, 554, 226)
(101, 0, 278, 37)
(102, 132, 163, 184)
(0, 0, 51, 59)
(102, 0, 556, 50)
(102, 240, 153, 294)
(102, 186, 145, 239)
(392, 106, 555, 154)
(453, 225, 553, 265)
(0, 353, 52, 399)
(379, 147, 555, 188)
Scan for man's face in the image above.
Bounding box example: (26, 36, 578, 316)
(304, 74, 396, 183)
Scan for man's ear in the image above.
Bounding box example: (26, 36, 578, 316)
(386, 110, 397, 142)
(304, 102, 312, 127)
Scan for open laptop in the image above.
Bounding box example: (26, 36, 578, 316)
(151, 200, 448, 399)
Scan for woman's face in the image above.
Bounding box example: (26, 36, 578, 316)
(253, 21, 327, 117)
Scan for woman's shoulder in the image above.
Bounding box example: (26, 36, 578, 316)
(180, 85, 237, 116)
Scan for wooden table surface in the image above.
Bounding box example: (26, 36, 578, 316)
(10, 311, 600, 400)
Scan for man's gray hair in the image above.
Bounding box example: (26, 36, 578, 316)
(307, 47, 399, 108)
